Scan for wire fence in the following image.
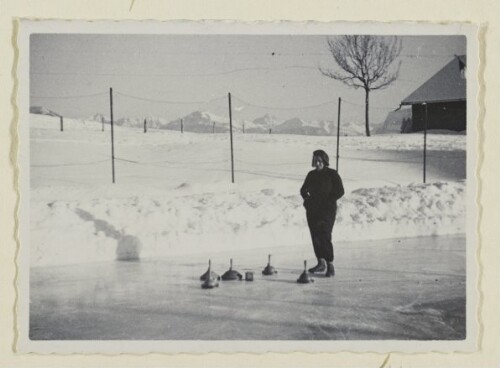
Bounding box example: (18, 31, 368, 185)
(30, 85, 466, 187)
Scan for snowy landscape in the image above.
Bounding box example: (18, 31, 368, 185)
(26, 33, 469, 343)
(29, 113, 466, 267)
(28, 111, 467, 341)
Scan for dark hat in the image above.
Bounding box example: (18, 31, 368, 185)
(312, 150, 330, 167)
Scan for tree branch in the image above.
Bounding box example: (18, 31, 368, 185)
(319, 35, 402, 136)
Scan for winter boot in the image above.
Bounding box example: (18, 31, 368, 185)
(325, 263, 335, 277)
(308, 258, 326, 273)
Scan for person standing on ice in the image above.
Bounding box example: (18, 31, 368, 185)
(300, 150, 344, 277)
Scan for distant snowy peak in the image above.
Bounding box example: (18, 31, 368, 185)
(167, 111, 232, 133)
(188, 111, 229, 125)
(273, 117, 333, 136)
(282, 117, 307, 127)
(30, 106, 60, 117)
(252, 114, 279, 127)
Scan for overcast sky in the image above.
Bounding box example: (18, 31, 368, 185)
(30, 34, 466, 125)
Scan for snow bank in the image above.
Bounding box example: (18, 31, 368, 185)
(28, 114, 467, 267)
(31, 182, 465, 267)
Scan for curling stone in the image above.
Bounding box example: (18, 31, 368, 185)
(297, 260, 314, 284)
(200, 259, 221, 281)
(221, 258, 243, 281)
(201, 259, 219, 289)
(262, 254, 278, 275)
(245, 271, 254, 281)
(201, 278, 219, 289)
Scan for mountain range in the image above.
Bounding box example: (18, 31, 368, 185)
(31, 107, 371, 136)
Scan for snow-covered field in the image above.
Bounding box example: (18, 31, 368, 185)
(29, 114, 466, 267)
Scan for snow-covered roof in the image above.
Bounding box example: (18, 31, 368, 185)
(401, 55, 466, 105)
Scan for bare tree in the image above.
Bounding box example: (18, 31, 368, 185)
(320, 36, 402, 136)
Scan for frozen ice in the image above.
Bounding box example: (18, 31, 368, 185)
(29, 235, 465, 340)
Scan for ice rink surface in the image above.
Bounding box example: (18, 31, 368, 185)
(30, 235, 465, 340)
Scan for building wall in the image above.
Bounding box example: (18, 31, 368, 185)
(410, 101, 466, 132)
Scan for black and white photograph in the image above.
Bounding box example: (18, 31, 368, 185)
(17, 21, 478, 352)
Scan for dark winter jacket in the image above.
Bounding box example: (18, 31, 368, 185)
(300, 167, 344, 213)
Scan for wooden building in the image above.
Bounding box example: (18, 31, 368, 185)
(401, 55, 466, 132)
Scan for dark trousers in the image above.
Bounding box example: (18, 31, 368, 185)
(306, 208, 336, 263)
